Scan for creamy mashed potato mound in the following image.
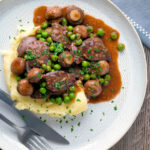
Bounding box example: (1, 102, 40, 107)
(3, 27, 88, 117)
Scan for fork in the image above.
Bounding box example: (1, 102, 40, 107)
(0, 114, 53, 150)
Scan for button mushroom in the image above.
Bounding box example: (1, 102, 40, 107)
(73, 25, 88, 39)
(11, 57, 26, 75)
(17, 79, 34, 96)
(98, 60, 110, 76)
(58, 51, 74, 67)
(84, 80, 102, 98)
(27, 68, 42, 83)
(45, 6, 62, 20)
(66, 6, 84, 25)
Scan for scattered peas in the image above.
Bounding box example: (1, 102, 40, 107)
(42, 64, 47, 69)
(67, 31, 73, 37)
(36, 34, 42, 39)
(110, 32, 118, 40)
(54, 64, 61, 70)
(64, 96, 71, 103)
(69, 86, 75, 92)
(82, 61, 90, 67)
(69, 93, 75, 99)
(84, 74, 90, 80)
(105, 74, 111, 81)
(42, 31, 48, 38)
(16, 76, 22, 82)
(51, 69, 55, 72)
(59, 43, 63, 48)
(99, 78, 105, 84)
(68, 26, 74, 31)
(41, 82, 46, 87)
(39, 38, 46, 42)
(40, 87, 47, 94)
(56, 97, 62, 105)
(47, 37, 52, 43)
(51, 55, 58, 62)
(50, 97, 55, 103)
(70, 34, 76, 40)
(89, 33, 94, 37)
(103, 80, 109, 86)
(47, 60, 51, 66)
(87, 26, 93, 32)
(97, 28, 104, 36)
(90, 74, 97, 79)
(61, 18, 67, 26)
(75, 39, 82, 46)
(41, 21, 48, 29)
(117, 43, 125, 51)
(49, 45, 55, 51)
(46, 65, 51, 72)
(37, 29, 42, 34)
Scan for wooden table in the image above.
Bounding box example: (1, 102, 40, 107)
(110, 45, 150, 150)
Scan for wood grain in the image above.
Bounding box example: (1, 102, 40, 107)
(110, 45, 150, 150)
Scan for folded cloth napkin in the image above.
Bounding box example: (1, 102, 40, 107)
(111, 0, 150, 48)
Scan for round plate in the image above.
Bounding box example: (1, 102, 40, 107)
(0, 0, 147, 149)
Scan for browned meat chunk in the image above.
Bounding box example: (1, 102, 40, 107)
(31, 89, 43, 99)
(27, 68, 42, 83)
(11, 57, 26, 75)
(51, 23, 70, 49)
(80, 37, 111, 61)
(43, 71, 76, 95)
(66, 6, 84, 25)
(45, 6, 62, 20)
(17, 79, 34, 96)
(17, 36, 36, 57)
(84, 80, 102, 98)
(68, 66, 84, 80)
(70, 43, 84, 64)
(58, 51, 74, 67)
(73, 25, 88, 39)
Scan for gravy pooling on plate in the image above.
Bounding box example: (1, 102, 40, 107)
(33, 5, 123, 103)
(10, 5, 124, 108)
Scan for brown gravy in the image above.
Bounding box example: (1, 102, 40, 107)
(33, 6, 122, 104)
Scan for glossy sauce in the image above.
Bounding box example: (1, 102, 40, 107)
(33, 6, 122, 104)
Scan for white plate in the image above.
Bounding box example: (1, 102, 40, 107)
(0, 0, 147, 150)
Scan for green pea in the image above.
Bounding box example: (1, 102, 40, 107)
(99, 78, 105, 84)
(47, 42, 51, 46)
(117, 43, 125, 51)
(76, 33, 81, 39)
(68, 26, 74, 31)
(36, 34, 42, 39)
(16, 76, 22, 82)
(97, 28, 104, 36)
(50, 97, 55, 103)
(42, 31, 48, 38)
(24, 72, 27, 77)
(75, 39, 82, 46)
(39, 38, 46, 42)
(69, 86, 75, 92)
(89, 33, 94, 37)
(59, 43, 63, 48)
(110, 32, 118, 40)
(103, 80, 109, 86)
(87, 26, 93, 32)
(90, 74, 97, 79)
(40, 87, 46, 94)
(80, 71, 84, 75)
(41, 69, 45, 74)
(47, 37, 52, 43)
(56, 97, 62, 105)
(84, 74, 90, 80)
(67, 31, 73, 37)
(105, 74, 111, 81)
(37, 29, 42, 34)
(61, 18, 67, 26)
(49, 45, 55, 51)
(82, 61, 90, 67)
(69, 92, 75, 99)
(41, 21, 48, 29)
(51, 55, 58, 62)
(64, 96, 71, 103)
(51, 69, 55, 72)
(54, 64, 61, 70)
(41, 82, 46, 87)
(46, 65, 51, 72)
(70, 34, 76, 40)
(47, 60, 51, 66)
(42, 64, 47, 69)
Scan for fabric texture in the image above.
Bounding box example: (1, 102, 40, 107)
(111, 0, 150, 48)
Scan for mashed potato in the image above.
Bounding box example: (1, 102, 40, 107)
(3, 27, 88, 117)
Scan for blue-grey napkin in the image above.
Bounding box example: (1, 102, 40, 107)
(111, 0, 150, 48)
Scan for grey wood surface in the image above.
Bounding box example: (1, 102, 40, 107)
(110, 45, 150, 150)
